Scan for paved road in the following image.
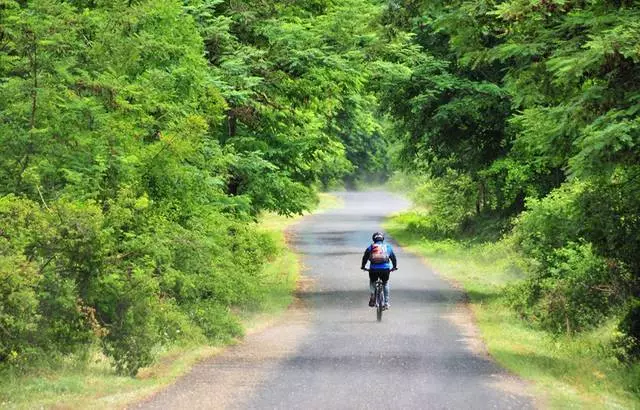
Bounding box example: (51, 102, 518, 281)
(136, 191, 535, 409)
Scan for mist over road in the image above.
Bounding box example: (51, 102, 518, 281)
(136, 191, 535, 409)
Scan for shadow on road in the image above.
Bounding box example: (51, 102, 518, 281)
(298, 250, 363, 257)
(277, 350, 503, 376)
(296, 288, 466, 305)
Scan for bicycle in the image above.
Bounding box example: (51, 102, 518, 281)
(363, 268, 396, 322)
(373, 277, 385, 322)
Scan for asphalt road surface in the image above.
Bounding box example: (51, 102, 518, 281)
(135, 191, 536, 409)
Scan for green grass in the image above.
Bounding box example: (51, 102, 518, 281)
(0, 345, 224, 409)
(0, 193, 342, 409)
(385, 212, 640, 410)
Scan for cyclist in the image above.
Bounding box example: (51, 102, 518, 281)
(361, 232, 397, 309)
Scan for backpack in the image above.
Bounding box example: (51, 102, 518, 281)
(369, 243, 390, 264)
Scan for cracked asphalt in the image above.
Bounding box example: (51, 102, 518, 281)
(135, 191, 536, 410)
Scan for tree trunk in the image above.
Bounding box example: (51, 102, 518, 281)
(476, 181, 484, 214)
(29, 31, 37, 130)
(227, 109, 236, 139)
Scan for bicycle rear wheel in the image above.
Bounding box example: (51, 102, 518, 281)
(376, 284, 383, 322)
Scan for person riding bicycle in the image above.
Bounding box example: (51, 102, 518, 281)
(361, 232, 397, 309)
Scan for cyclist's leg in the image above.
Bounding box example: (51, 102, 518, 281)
(383, 282, 390, 305)
(368, 271, 378, 294)
(368, 271, 378, 306)
(380, 270, 391, 305)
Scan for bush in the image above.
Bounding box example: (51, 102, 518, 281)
(616, 299, 640, 363)
(511, 182, 633, 334)
(95, 264, 163, 376)
(0, 255, 41, 366)
(513, 182, 584, 260)
(188, 302, 243, 343)
(508, 241, 627, 333)
(403, 171, 477, 239)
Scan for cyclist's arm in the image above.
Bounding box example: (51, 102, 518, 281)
(361, 247, 371, 269)
(389, 246, 397, 270)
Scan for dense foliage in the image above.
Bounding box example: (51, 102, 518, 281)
(379, 0, 639, 356)
(0, 0, 395, 375)
(2, 0, 638, 378)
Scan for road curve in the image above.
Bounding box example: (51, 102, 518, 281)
(135, 191, 536, 409)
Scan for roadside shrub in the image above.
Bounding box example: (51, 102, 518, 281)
(97, 267, 162, 377)
(511, 182, 633, 333)
(405, 171, 476, 239)
(155, 299, 205, 345)
(0, 196, 106, 366)
(513, 182, 584, 260)
(508, 241, 626, 333)
(36, 201, 107, 356)
(37, 272, 96, 356)
(0, 197, 43, 365)
(615, 299, 640, 363)
(188, 302, 243, 343)
(0, 256, 41, 366)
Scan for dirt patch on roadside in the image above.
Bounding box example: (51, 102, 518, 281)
(444, 301, 490, 358)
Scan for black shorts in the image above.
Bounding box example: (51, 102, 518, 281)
(369, 269, 390, 283)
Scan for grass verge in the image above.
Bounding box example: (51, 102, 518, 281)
(385, 211, 640, 410)
(0, 193, 341, 409)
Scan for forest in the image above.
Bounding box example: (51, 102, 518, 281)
(1, 0, 638, 385)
